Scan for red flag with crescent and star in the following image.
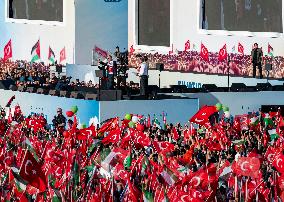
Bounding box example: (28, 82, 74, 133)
(101, 127, 121, 144)
(19, 150, 47, 192)
(3, 39, 12, 62)
(190, 105, 218, 126)
(232, 157, 260, 178)
(184, 40, 190, 52)
(59, 47, 66, 63)
(200, 43, 209, 61)
(272, 153, 284, 173)
(152, 140, 175, 153)
(238, 42, 244, 55)
(218, 44, 227, 62)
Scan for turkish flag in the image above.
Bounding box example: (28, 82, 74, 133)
(232, 157, 260, 178)
(19, 151, 47, 192)
(113, 164, 129, 182)
(59, 47, 66, 63)
(200, 43, 209, 61)
(3, 39, 12, 62)
(238, 42, 244, 55)
(190, 105, 218, 125)
(153, 140, 175, 153)
(218, 44, 227, 62)
(97, 117, 118, 134)
(172, 127, 179, 140)
(264, 146, 280, 163)
(77, 125, 97, 140)
(132, 131, 151, 147)
(129, 45, 135, 54)
(272, 153, 284, 173)
(184, 40, 190, 51)
(101, 128, 121, 144)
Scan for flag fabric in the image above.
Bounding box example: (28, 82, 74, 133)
(152, 116, 161, 129)
(160, 166, 178, 186)
(190, 105, 218, 125)
(19, 150, 47, 192)
(3, 39, 12, 62)
(129, 45, 135, 55)
(31, 40, 40, 63)
(200, 43, 209, 61)
(143, 188, 154, 202)
(59, 47, 66, 63)
(152, 141, 175, 153)
(48, 47, 55, 64)
(77, 125, 97, 140)
(124, 150, 132, 169)
(97, 117, 118, 134)
(268, 129, 279, 141)
(238, 42, 244, 55)
(184, 40, 190, 52)
(272, 153, 284, 173)
(232, 157, 260, 178)
(147, 114, 151, 128)
(218, 44, 227, 62)
(6, 95, 15, 107)
(268, 43, 274, 57)
(172, 127, 179, 140)
(162, 112, 167, 129)
(94, 46, 108, 58)
(101, 128, 121, 145)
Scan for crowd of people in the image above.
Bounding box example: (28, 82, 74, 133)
(0, 98, 284, 201)
(129, 50, 284, 78)
(0, 58, 140, 95)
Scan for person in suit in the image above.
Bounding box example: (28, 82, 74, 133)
(251, 43, 263, 79)
(106, 55, 117, 90)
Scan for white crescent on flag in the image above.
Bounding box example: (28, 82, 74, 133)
(267, 154, 274, 162)
(55, 167, 61, 177)
(240, 161, 249, 171)
(5, 45, 10, 55)
(180, 195, 188, 202)
(194, 118, 204, 123)
(202, 47, 207, 55)
(25, 160, 34, 175)
(191, 176, 201, 187)
(220, 49, 225, 57)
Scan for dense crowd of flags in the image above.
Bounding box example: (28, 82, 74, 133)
(1, 95, 284, 201)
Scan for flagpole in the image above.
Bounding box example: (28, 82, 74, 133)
(245, 177, 248, 202)
(239, 178, 242, 201)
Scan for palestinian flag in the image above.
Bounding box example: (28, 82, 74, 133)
(124, 149, 132, 170)
(31, 40, 40, 63)
(48, 47, 55, 64)
(250, 116, 260, 126)
(152, 115, 161, 129)
(268, 129, 279, 141)
(143, 188, 154, 202)
(162, 112, 167, 130)
(24, 138, 39, 162)
(263, 113, 274, 127)
(268, 43, 274, 57)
